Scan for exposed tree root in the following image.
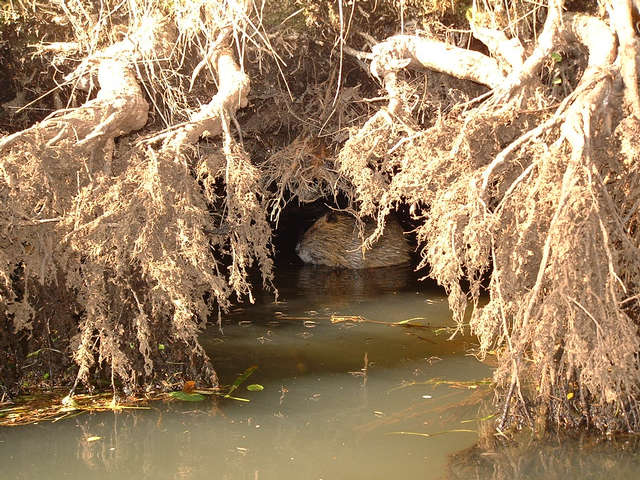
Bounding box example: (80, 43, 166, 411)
(2, 0, 640, 435)
(609, 0, 640, 118)
(1, 0, 272, 394)
(333, 1, 640, 433)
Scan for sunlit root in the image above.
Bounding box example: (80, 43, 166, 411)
(469, 25, 524, 72)
(0, 57, 148, 155)
(369, 35, 505, 89)
(486, 0, 564, 104)
(480, 13, 617, 201)
(152, 47, 250, 149)
(0, 0, 272, 394)
(608, 0, 640, 117)
(334, 1, 640, 433)
(4, 0, 640, 435)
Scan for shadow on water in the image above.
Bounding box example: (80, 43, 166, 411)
(2, 264, 639, 479)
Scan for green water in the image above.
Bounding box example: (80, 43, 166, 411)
(6, 264, 635, 479)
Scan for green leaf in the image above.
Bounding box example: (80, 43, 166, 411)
(550, 52, 562, 63)
(465, 8, 473, 23)
(246, 384, 264, 392)
(43, 372, 50, 380)
(225, 366, 258, 398)
(552, 77, 562, 85)
(169, 391, 206, 402)
(158, 343, 165, 351)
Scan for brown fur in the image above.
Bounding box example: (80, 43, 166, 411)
(295, 212, 410, 268)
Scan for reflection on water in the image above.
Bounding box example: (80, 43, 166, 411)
(293, 264, 411, 305)
(448, 434, 640, 480)
(5, 264, 635, 479)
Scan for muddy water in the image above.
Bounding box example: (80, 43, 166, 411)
(7, 263, 620, 480)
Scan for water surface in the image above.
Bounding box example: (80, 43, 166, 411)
(1, 264, 492, 479)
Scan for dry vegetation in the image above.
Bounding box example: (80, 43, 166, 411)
(1, 0, 640, 435)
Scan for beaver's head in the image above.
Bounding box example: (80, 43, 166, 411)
(295, 212, 361, 267)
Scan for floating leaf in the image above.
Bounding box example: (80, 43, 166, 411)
(246, 384, 264, 392)
(87, 436, 102, 442)
(158, 344, 165, 351)
(461, 413, 496, 423)
(222, 395, 250, 402)
(393, 317, 426, 325)
(169, 391, 206, 402)
(388, 429, 476, 438)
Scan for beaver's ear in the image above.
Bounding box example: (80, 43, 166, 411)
(325, 212, 338, 223)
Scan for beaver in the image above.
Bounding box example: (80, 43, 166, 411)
(295, 212, 410, 269)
